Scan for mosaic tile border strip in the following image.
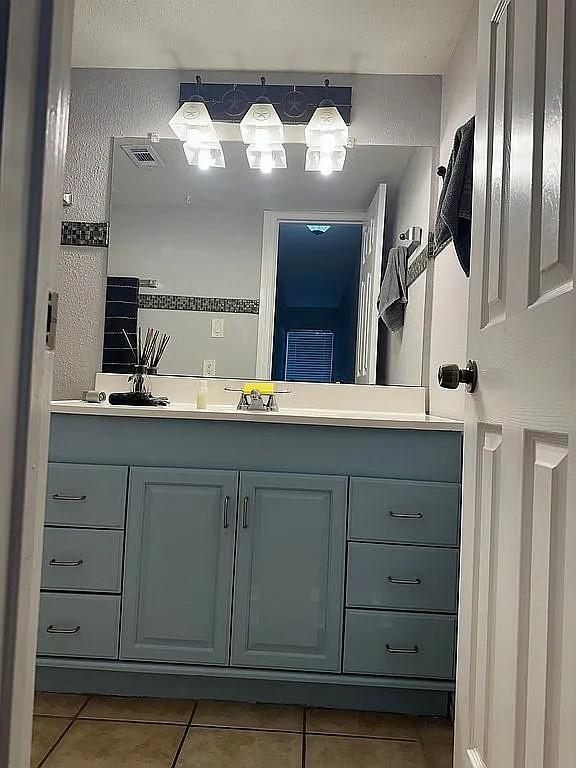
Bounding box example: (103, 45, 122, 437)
(61, 221, 109, 247)
(139, 294, 260, 314)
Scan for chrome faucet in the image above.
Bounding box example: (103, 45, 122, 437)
(225, 387, 291, 412)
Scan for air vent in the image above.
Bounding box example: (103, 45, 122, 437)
(120, 144, 164, 168)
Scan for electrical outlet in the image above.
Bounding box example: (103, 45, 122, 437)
(211, 318, 224, 338)
(203, 359, 216, 377)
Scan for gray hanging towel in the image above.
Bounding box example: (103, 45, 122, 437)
(434, 115, 475, 276)
(377, 244, 409, 332)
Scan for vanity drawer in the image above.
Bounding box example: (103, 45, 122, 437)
(46, 463, 128, 528)
(349, 478, 460, 546)
(41, 528, 124, 593)
(344, 609, 456, 679)
(37, 593, 120, 659)
(347, 542, 458, 613)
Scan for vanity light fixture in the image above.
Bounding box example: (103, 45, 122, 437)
(168, 95, 225, 170)
(183, 141, 226, 170)
(305, 84, 349, 175)
(245, 142, 287, 173)
(305, 146, 347, 176)
(240, 78, 286, 174)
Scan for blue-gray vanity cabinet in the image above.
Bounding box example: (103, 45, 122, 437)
(346, 542, 459, 613)
(343, 609, 456, 679)
(41, 528, 124, 593)
(349, 477, 460, 547)
(120, 467, 238, 666)
(37, 593, 121, 659)
(46, 463, 128, 529)
(231, 472, 347, 672)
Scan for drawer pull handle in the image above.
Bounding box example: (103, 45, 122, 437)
(46, 624, 81, 635)
(386, 643, 419, 654)
(49, 558, 84, 568)
(52, 494, 87, 502)
(388, 510, 423, 519)
(223, 496, 230, 529)
(387, 576, 421, 585)
(242, 496, 249, 529)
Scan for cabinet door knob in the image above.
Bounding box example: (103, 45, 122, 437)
(438, 360, 478, 392)
(223, 496, 230, 529)
(52, 494, 87, 502)
(387, 576, 421, 585)
(242, 496, 249, 529)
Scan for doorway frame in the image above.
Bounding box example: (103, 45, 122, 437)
(255, 210, 366, 379)
(0, 1, 74, 765)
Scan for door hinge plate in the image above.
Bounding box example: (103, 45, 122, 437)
(46, 291, 59, 350)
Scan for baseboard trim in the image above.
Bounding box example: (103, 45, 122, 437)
(36, 665, 451, 716)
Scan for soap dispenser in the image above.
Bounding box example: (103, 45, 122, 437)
(196, 379, 208, 409)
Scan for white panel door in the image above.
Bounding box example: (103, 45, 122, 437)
(356, 184, 387, 384)
(454, 1, 576, 768)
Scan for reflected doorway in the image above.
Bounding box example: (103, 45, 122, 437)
(271, 222, 363, 383)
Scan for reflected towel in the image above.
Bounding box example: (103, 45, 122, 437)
(378, 245, 409, 333)
(434, 116, 475, 276)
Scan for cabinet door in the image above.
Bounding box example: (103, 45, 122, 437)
(231, 472, 347, 672)
(121, 468, 238, 665)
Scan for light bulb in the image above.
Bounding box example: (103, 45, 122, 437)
(197, 148, 212, 171)
(260, 151, 273, 174)
(320, 133, 337, 152)
(319, 153, 333, 176)
(254, 128, 270, 147)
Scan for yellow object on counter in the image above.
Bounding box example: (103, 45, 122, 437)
(242, 381, 274, 396)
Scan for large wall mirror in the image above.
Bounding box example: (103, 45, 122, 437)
(106, 137, 436, 386)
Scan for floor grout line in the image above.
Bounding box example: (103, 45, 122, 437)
(36, 696, 92, 767)
(170, 701, 198, 768)
(186, 722, 304, 734)
(304, 731, 421, 742)
(75, 717, 193, 727)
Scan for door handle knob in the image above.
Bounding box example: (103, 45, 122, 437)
(438, 360, 478, 392)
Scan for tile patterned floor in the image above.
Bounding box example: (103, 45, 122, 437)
(31, 693, 454, 767)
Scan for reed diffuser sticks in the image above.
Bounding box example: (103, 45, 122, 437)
(126, 326, 171, 393)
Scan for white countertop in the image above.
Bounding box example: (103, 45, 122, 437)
(51, 400, 463, 431)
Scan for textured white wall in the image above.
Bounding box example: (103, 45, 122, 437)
(53, 249, 106, 400)
(55, 68, 442, 398)
(428, 3, 478, 419)
(383, 147, 434, 386)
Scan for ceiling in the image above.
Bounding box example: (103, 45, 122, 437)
(111, 139, 415, 211)
(72, 0, 473, 75)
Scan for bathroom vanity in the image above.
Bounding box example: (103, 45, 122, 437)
(37, 401, 462, 716)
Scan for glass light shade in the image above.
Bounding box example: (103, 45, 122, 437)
(246, 143, 287, 172)
(183, 141, 226, 169)
(305, 147, 346, 173)
(305, 106, 349, 149)
(169, 101, 219, 143)
(240, 103, 284, 145)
